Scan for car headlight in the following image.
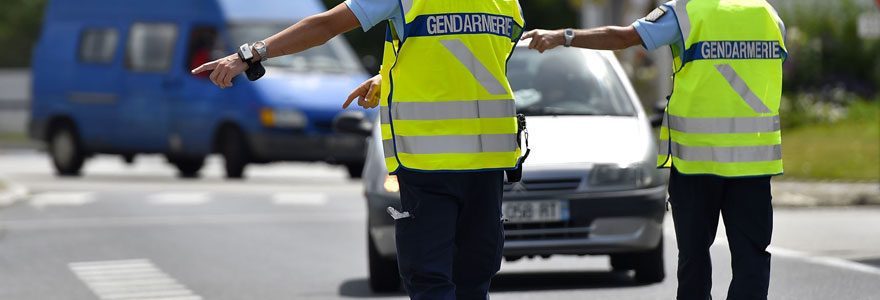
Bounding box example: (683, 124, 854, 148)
(260, 108, 307, 128)
(383, 175, 400, 193)
(589, 163, 655, 190)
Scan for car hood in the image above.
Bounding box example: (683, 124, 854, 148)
(252, 68, 370, 113)
(522, 116, 653, 167)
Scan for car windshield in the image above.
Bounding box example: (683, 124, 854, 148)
(229, 23, 362, 73)
(508, 48, 635, 116)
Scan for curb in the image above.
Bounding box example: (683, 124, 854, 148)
(772, 180, 880, 207)
(0, 177, 28, 208)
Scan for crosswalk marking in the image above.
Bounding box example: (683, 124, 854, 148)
(69, 259, 202, 300)
(271, 192, 328, 206)
(148, 192, 211, 205)
(30, 192, 95, 208)
(25, 192, 333, 208)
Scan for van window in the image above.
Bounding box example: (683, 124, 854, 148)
(186, 26, 221, 79)
(78, 28, 119, 64)
(126, 23, 178, 72)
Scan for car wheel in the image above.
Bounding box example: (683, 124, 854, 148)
(221, 128, 249, 179)
(368, 233, 400, 292)
(633, 236, 665, 283)
(49, 124, 86, 177)
(346, 162, 364, 179)
(170, 156, 205, 178)
(612, 236, 666, 284)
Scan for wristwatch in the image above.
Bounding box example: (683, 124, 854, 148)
(237, 43, 266, 81)
(563, 28, 575, 47)
(252, 41, 268, 62)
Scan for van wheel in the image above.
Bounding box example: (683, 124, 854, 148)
(49, 125, 86, 177)
(122, 154, 136, 165)
(221, 128, 249, 179)
(346, 162, 364, 179)
(611, 236, 665, 284)
(170, 156, 205, 178)
(368, 233, 400, 292)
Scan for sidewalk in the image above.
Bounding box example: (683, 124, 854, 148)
(772, 180, 880, 207)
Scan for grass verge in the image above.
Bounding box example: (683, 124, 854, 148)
(780, 101, 879, 181)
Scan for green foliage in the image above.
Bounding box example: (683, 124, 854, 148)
(780, 100, 879, 180)
(0, 0, 48, 67)
(779, 0, 880, 96)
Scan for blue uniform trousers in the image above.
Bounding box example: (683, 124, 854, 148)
(668, 167, 773, 300)
(395, 168, 505, 300)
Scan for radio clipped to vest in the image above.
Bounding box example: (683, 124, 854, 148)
(505, 113, 531, 183)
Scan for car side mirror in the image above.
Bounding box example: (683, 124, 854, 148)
(649, 99, 667, 128)
(333, 111, 373, 136)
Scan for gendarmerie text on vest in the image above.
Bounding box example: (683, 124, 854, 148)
(698, 41, 783, 59)
(425, 14, 514, 37)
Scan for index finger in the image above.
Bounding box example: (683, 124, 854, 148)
(191, 61, 218, 74)
(343, 85, 367, 109)
(520, 30, 537, 41)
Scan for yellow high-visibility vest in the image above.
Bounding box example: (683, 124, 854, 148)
(658, 0, 787, 177)
(378, 0, 525, 173)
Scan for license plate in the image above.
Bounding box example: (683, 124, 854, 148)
(502, 200, 569, 224)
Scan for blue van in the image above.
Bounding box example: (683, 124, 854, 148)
(29, 0, 374, 179)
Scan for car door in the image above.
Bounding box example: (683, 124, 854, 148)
(69, 25, 122, 150)
(119, 22, 181, 152)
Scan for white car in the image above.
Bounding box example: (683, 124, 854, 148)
(347, 43, 669, 292)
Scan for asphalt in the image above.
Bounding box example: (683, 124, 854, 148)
(1, 151, 879, 300)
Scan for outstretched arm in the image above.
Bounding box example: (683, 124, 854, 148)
(521, 26, 643, 53)
(191, 3, 361, 88)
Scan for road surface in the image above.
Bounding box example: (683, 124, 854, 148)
(1, 150, 879, 299)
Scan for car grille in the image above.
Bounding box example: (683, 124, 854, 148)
(503, 178, 582, 192)
(504, 221, 591, 241)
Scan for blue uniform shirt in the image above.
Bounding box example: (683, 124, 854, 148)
(345, 0, 404, 35)
(631, 1, 685, 60)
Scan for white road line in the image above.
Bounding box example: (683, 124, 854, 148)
(29, 192, 95, 209)
(711, 239, 880, 277)
(147, 192, 211, 205)
(69, 259, 202, 300)
(767, 246, 880, 276)
(665, 222, 880, 276)
(272, 192, 328, 206)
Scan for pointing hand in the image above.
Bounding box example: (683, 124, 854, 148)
(344, 75, 382, 109)
(521, 29, 565, 53)
(191, 54, 249, 89)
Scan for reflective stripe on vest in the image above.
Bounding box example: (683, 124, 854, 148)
(380, 99, 516, 124)
(660, 0, 785, 177)
(659, 140, 782, 163)
(377, 0, 524, 172)
(665, 115, 780, 134)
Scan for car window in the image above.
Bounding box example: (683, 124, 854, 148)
(228, 23, 362, 73)
(509, 48, 636, 117)
(78, 28, 119, 64)
(126, 23, 178, 72)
